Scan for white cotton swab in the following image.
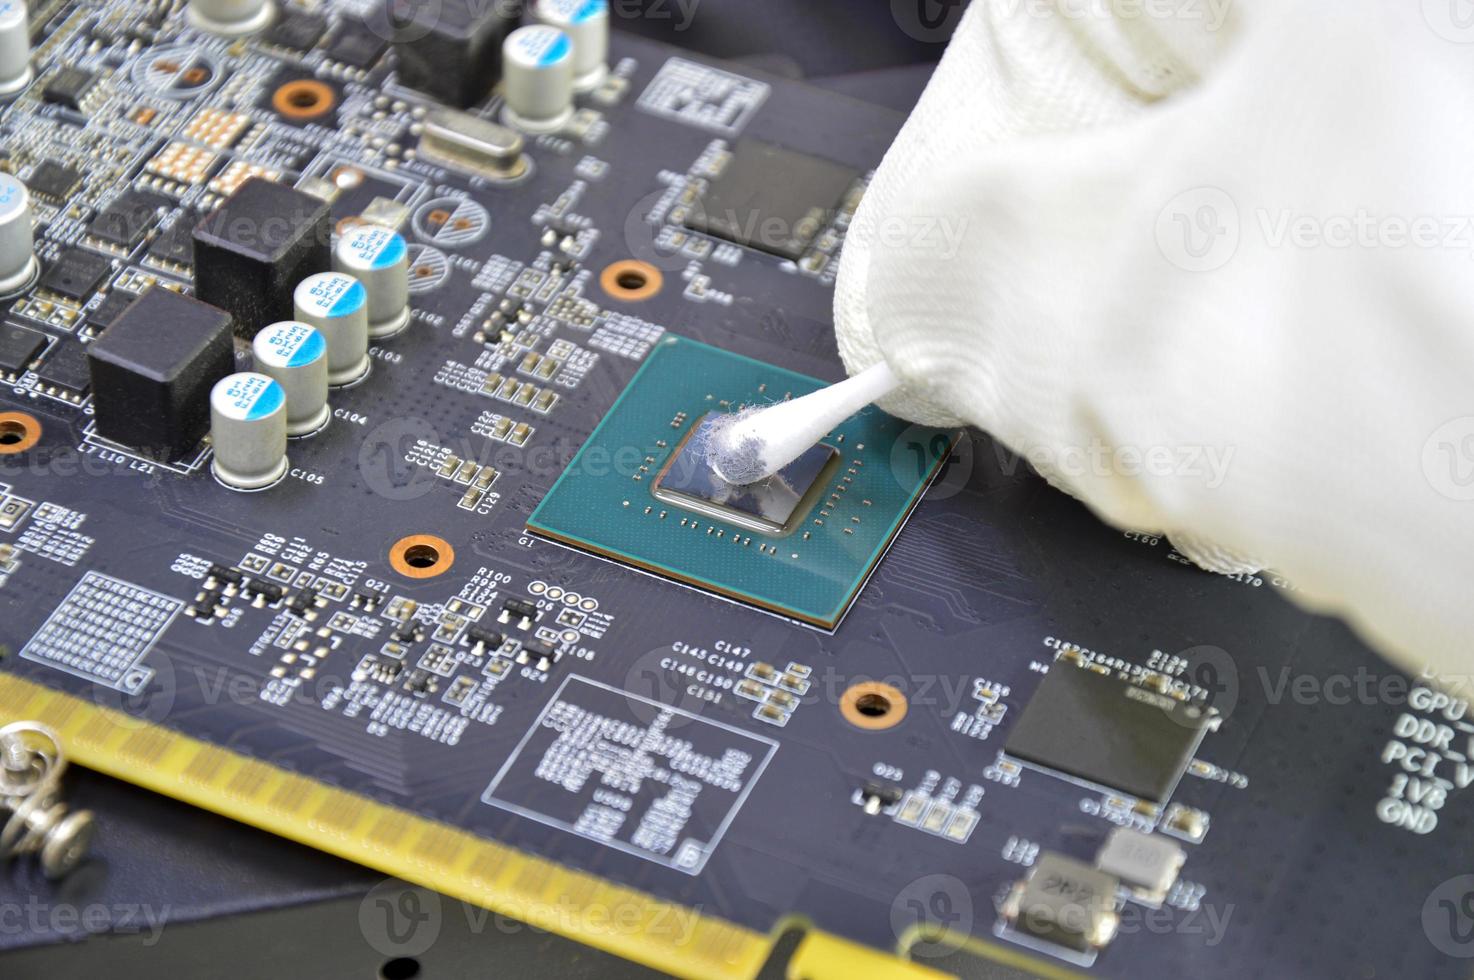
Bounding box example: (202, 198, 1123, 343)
(708, 360, 901, 485)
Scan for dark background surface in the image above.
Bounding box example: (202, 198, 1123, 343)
(0, 4, 960, 978)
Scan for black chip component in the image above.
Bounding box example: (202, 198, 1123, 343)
(83, 289, 139, 335)
(87, 189, 171, 251)
(467, 627, 504, 651)
(264, 11, 328, 51)
(686, 140, 860, 261)
(402, 669, 437, 695)
(0, 322, 46, 376)
(288, 589, 319, 615)
(27, 160, 82, 201)
(353, 588, 387, 611)
(42, 68, 97, 111)
(391, 0, 518, 108)
(147, 215, 198, 267)
(192, 178, 331, 338)
(40, 248, 112, 301)
(87, 287, 235, 459)
(392, 622, 424, 644)
(1003, 661, 1218, 804)
(503, 597, 537, 620)
(33, 341, 93, 401)
(516, 639, 560, 671)
(859, 781, 904, 812)
(326, 20, 388, 69)
(206, 564, 244, 586)
(245, 580, 285, 602)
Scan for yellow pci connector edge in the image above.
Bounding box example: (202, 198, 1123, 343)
(0, 673, 958, 980)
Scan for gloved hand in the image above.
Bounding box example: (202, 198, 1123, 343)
(835, 1, 1474, 680)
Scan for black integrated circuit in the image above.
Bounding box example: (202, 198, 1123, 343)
(263, 11, 328, 52)
(685, 139, 859, 260)
(33, 341, 93, 401)
(0, 321, 47, 377)
(27, 160, 82, 201)
(87, 189, 171, 251)
(40, 248, 112, 302)
(42, 67, 97, 111)
(326, 20, 388, 69)
(147, 214, 200, 268)
(1004, 660, 1219, 803)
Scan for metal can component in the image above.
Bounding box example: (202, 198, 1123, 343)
(501, 25, 575, 134)
(186, 0, 274, 36)
(252, 321, 330, 436)
(0, 173, 37, 294)
(294, 272, 370, 386)
(534, 0, 608, 92)
(334, 224, 410, 338)
(210, 372, 289, 490)
(0, 0, 32, 96)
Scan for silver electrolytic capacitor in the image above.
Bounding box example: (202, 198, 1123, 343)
(501, 25, 575, 134)
(185, 0, 274, 36)
(211, 373, 288, 490)
(333, 224, 409, 338)
(534, 0, 609, 92)
(0, 0, 33, 96)
(0, 173, 37, 294)
(252, 321, 329, 436)
(293, 272, 370, 386)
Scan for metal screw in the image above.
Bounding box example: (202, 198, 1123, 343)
(0, 722, 94, 878)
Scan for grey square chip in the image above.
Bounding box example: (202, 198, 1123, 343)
(1003, 852, 1119, 955)
(1096, 827, 1185, 904)
(685, 139, 859, 260)
(653, 413, 837, 535)
(1004, 660, 1218, 803)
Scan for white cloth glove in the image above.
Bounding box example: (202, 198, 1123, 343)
(835, 0, 1474, 680)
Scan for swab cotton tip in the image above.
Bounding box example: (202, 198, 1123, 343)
(708, 360, 900, 484)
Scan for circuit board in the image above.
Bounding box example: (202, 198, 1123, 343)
(0, 3, 1470, 979)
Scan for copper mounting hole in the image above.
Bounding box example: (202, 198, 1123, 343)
(414, 265, 434, 278)
(272, 80, 335, 120)
(600, 260, 663, 302)
(840, 681, 908, 731)
(0, 413, 41, 455)
(427, 209, 450, 226)
(389, 535, 455, 579)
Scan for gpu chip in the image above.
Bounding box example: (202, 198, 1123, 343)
(1004, 659, 1218, 803)
(686, 139, 859, 260)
